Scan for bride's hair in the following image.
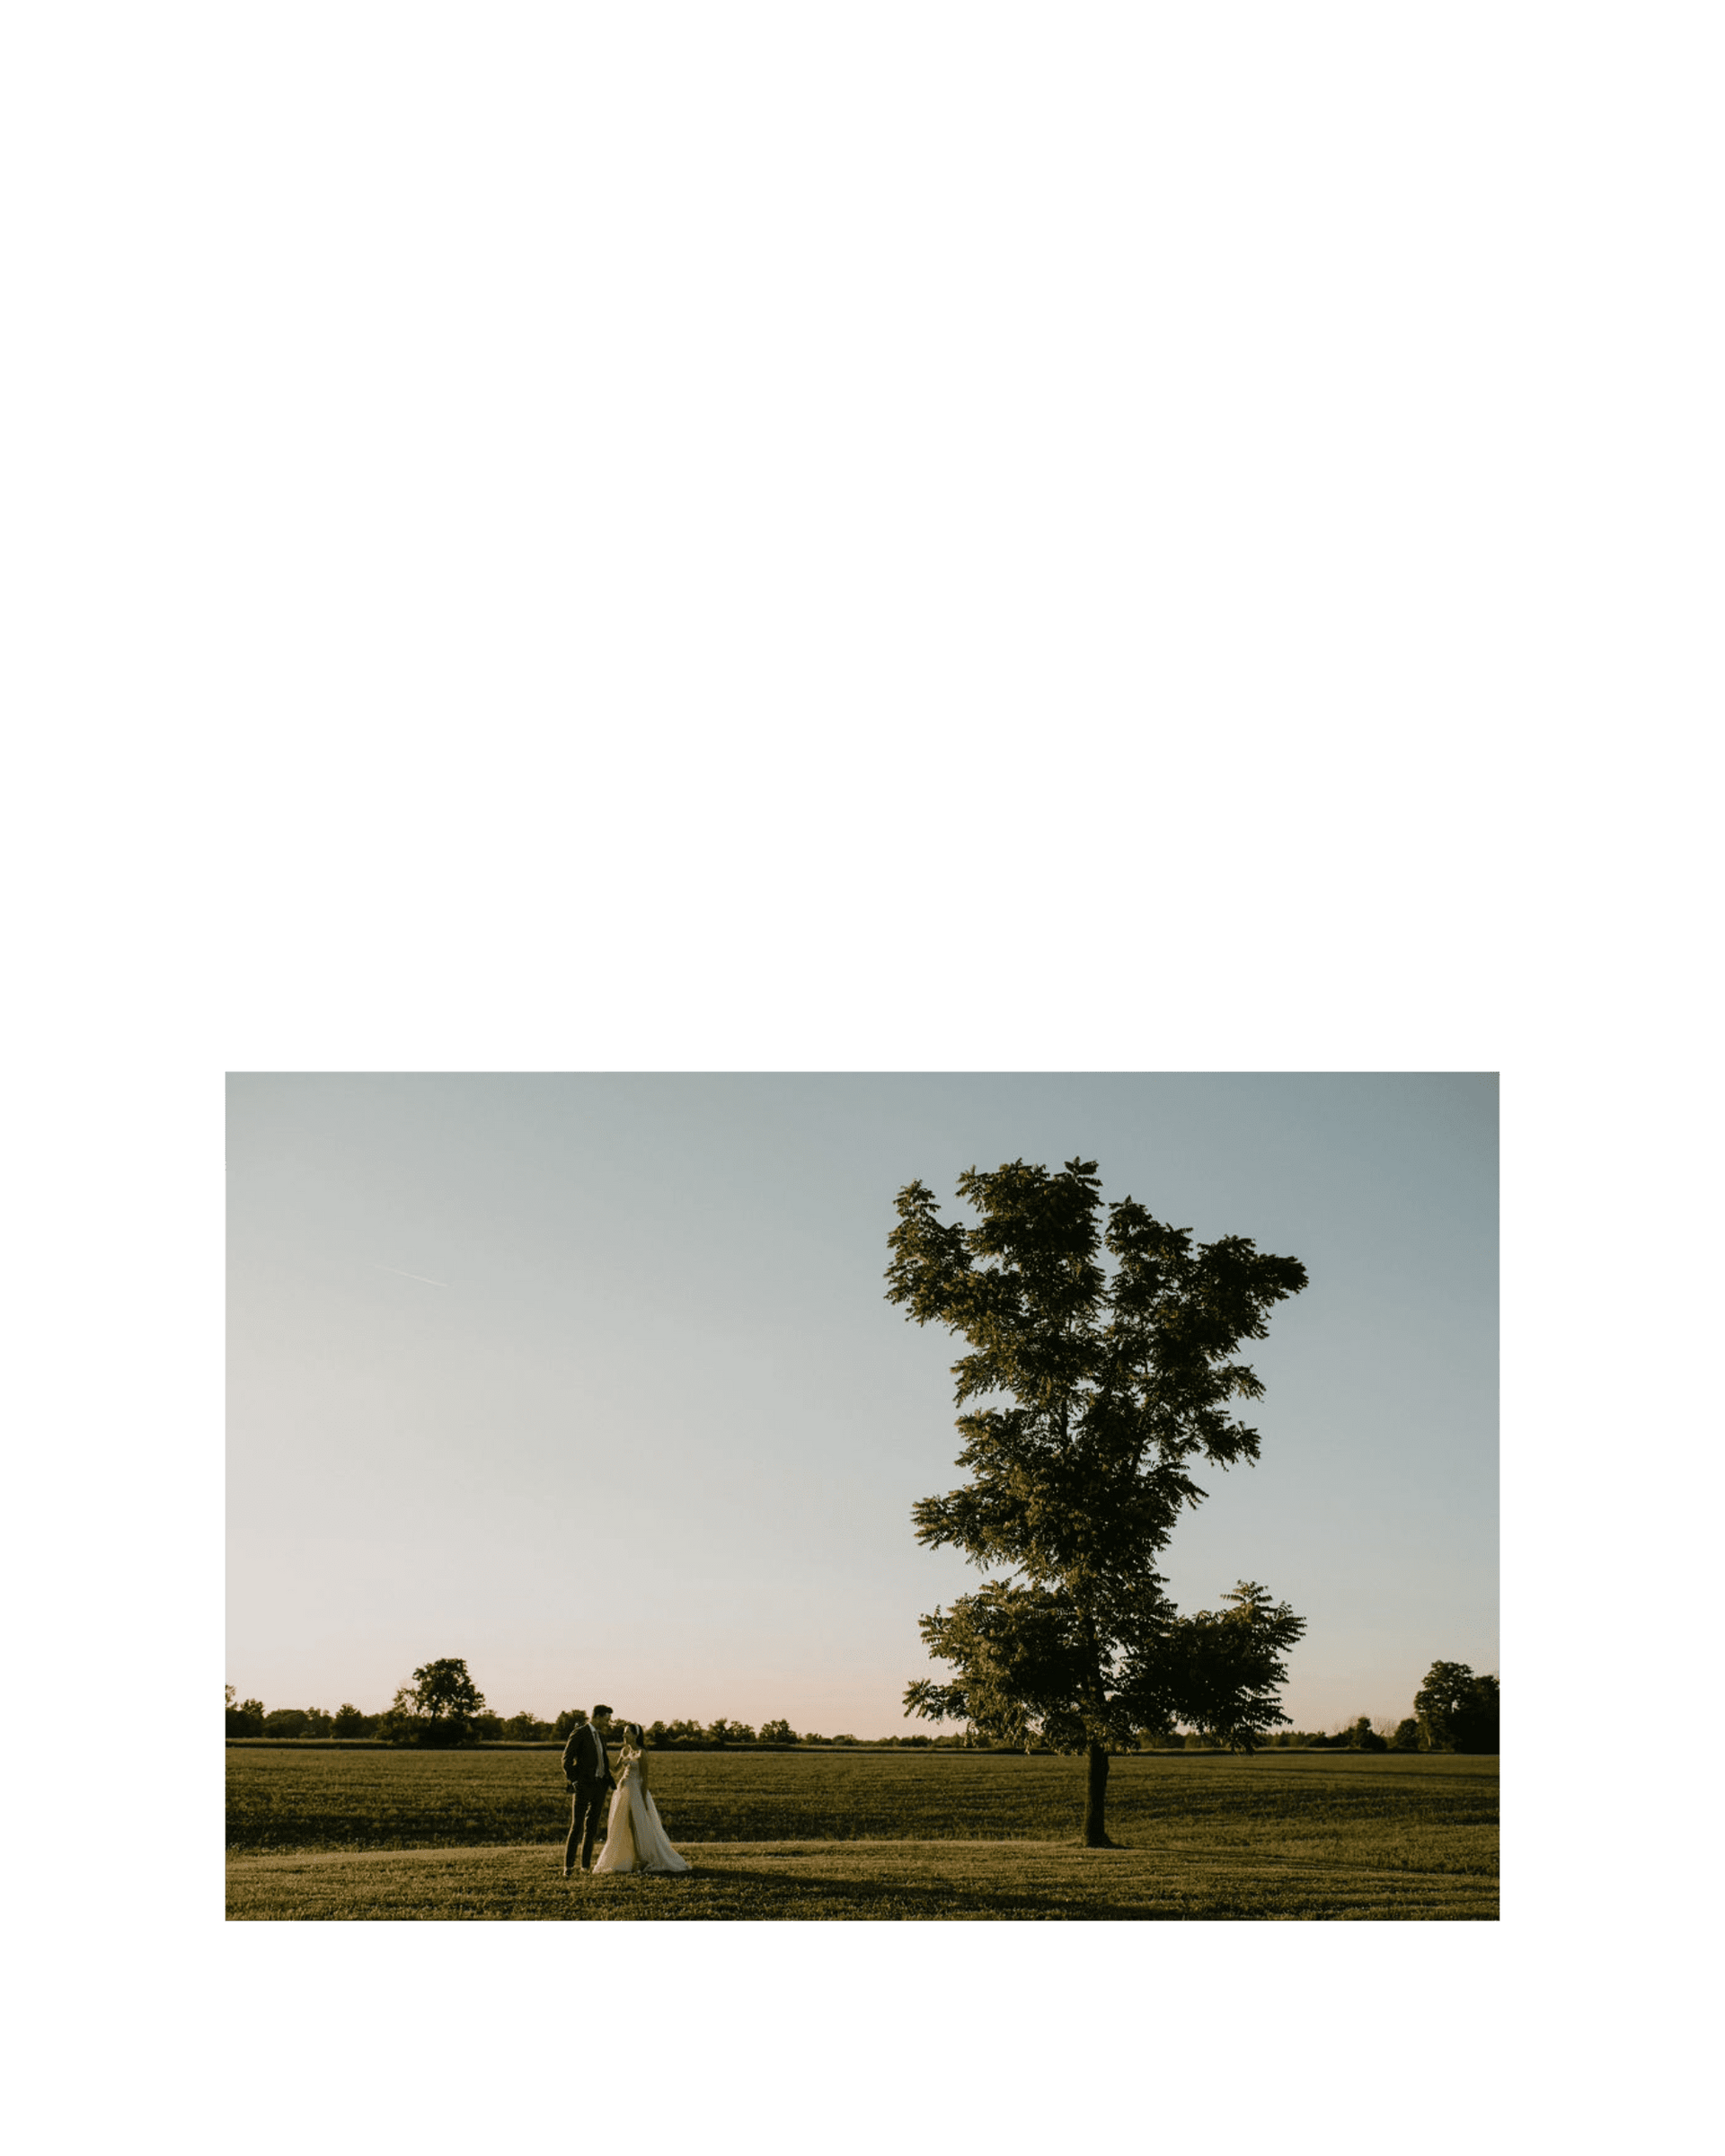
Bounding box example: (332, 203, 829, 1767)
(625, 1721, 643, 1748)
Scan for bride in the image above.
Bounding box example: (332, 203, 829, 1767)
(591, 1724, 691, 1875)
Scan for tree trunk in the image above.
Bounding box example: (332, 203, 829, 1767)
(1082, 1739, 1116, 1847)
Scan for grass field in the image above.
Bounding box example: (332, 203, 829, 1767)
(226, 1747, 1496, 1920)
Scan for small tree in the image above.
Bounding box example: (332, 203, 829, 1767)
(226, 1690, 265, 1737)
(758, 1719, 796, 1745)
(332, 1703, 369, 1739)
(1414, 1663, 1499, 1753)
(889, 1158, 1308, 1846)
(709, 1719, 756, 1744)
(383, 1658, 486, 1746)
(411, 1658, 485, 1721)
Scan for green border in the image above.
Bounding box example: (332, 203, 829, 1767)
(16, 0, 1707, 2147)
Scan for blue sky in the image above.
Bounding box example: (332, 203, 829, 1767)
(228, 1071, 1496, 1734)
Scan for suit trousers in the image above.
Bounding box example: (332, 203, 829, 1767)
(566, 1774, 612, 1870)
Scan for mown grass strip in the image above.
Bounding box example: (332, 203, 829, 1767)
(226, 1834, 1497, 1923)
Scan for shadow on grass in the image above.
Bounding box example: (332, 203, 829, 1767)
(668, 1862, 1152, 1920)
(227, 1837, 1498, 1922)
(584, 1844, 1357, 1922)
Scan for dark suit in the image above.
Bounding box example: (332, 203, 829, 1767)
(562, 1722, 616, 1871)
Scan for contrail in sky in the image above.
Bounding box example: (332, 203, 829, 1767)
(371, 1263, 449, 1287)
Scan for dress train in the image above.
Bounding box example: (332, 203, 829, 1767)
(591, 1755, 690, 1874)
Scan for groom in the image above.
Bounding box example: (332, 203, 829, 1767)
(562, 1704, 616, 1877)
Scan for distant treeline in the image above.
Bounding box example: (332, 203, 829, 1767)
(226, 1662, 1498, 1754)
(1253, 1664, 1499, 1754)
(223, 1702, 958, 1747)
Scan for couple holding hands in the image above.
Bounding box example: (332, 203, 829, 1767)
(562, 1705, 691, 1878)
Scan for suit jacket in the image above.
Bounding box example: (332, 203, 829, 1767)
(562, 1721, 615, 1786)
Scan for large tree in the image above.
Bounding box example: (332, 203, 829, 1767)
(888, 1157, 1309, 1846)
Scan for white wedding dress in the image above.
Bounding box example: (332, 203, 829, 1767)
(591, 1749, 690, 1875)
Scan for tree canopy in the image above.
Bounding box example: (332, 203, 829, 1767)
(1414, 1661, 1499, 1753)
(889, 1157, 1309, 1843)
(400, 1657, 485, 1721)
(379, 1657, 487, 1745)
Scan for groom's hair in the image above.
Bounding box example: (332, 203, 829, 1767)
(591, 1703, 612, 1720)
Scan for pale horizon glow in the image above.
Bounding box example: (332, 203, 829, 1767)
(228, 1073, 1497, 1736)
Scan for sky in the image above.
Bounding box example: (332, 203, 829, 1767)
(227, 1071, 1497, 1736)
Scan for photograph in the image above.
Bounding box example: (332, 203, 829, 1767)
(227, 1069, 1498, 1921)
(13, 0, 1705, 2131)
